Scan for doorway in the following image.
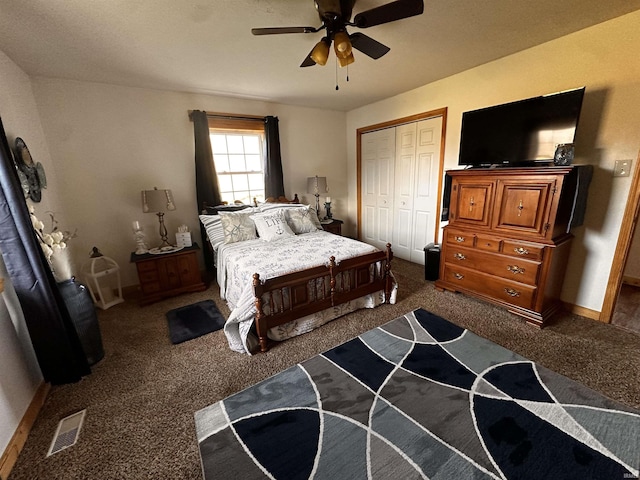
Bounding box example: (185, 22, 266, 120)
(601, 150, 640, 327)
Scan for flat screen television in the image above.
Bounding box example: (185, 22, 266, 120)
(458, 87, 585, 167)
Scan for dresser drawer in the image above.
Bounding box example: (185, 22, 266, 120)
(443, 245, 540, 285)
(442, 265, 536, 310)
(502, 240, 544, 261)
(446, 230, 474, 248)
(475, 235, 501, 252)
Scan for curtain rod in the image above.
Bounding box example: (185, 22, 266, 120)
(188, 110, 266, 122)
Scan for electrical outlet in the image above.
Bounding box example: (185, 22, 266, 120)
(614, 159, 632, 177)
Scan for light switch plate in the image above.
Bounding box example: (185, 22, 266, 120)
(614, 159, 632, 177)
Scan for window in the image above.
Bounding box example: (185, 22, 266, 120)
(208, 115, 266, 205)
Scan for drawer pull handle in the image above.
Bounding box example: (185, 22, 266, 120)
(504, 288, 520, 297)
(454, 253, 466, 260)
(514, 247, 529, 255)
(507, 265, 525, 275)
(453, 273, 464, 280)
(517, 200, 524, 217)
(455, 236, 465, 243)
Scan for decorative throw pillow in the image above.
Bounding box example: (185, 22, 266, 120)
(219, 211, 257, 244)
(199, 214, 225, 249)
(260, 203, 323, 230)
(250, 210, 295, 242)
(285, 206, 319, 234)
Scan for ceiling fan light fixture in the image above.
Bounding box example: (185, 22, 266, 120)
(333, 31, 352, 58)
(310, 37, 330, 66)
(337, 51, 355, 67)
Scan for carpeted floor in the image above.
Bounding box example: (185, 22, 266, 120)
(8, 258, 640, 479)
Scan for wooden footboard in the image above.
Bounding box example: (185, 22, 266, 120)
(252, 243, 393, 352)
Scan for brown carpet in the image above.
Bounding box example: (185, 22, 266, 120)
(8, 258, 640, 479)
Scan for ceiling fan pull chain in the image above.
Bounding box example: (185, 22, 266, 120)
(335, 58, 339, 91)
(346, 65, 349, 82)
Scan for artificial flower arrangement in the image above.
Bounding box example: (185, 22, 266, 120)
(29, 205, 77, 281)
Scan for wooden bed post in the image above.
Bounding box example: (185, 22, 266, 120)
(328, 256, 336, 306)
(384, 243, 393, 303)
(253, 273, 268, 352)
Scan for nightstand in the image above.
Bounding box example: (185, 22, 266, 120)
(130, 243, 207, 305)
(321, 219, 343, 235)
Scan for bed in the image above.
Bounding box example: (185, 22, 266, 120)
(199, 201, 396, 354)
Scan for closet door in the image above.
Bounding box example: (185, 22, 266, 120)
(392, 123, 417, 260)
(361, 128, 395, 251)
(410, 117, 443, 263)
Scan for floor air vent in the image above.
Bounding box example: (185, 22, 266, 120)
(47, 409, 86, 456)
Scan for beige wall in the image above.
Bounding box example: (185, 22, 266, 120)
(0, 50, 44, 459)
(29, 79, 348, 287)
(346, 10, 640, 314)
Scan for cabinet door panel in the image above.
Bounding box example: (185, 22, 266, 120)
(450, 181, 493, 227)
(159, 257, 181, 289)
(178, 253, 202, 285)
(493, 179, 555, 238)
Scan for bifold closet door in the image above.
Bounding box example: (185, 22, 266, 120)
(361, 128, 395, 251)
(393, 117, 443, 264)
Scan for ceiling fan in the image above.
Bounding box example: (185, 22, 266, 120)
(251, 0, 424, 68)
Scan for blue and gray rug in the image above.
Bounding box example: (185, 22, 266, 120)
(195, 308, 640, 479)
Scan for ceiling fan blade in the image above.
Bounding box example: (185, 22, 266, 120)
(349, 32, 390, 59)
(251, 26, 318, 35)
(300, 54, 317, 67)
(353, 0, 424, 28)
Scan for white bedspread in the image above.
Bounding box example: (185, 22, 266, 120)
(216, 231, 396, 354)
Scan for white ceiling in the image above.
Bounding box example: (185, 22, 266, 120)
(1, 0, 639, 112)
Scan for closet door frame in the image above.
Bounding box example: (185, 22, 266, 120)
(356, 108, 448, 245)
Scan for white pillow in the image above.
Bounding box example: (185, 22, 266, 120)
(219, 211, 257, 244)
(284, 206, 319, 234)
(250, 210, 295, 242)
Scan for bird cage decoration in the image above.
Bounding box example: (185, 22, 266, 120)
(81, 249, 124, 310)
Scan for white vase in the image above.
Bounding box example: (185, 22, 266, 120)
(50, 249, 73, 282)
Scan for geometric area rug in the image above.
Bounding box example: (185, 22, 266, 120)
(166, 300, 225, 344)
(194, 308, 640, 479)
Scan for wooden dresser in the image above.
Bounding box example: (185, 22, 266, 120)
(435, 166, 588, 327)
(131, 244, 207, 305)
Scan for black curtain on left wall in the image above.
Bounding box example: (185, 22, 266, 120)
(0, 117, 89, 385)
(192, 110, 222, 270)
(264, 116, 285, 199)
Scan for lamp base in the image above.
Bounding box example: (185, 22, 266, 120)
(157, 212, 175, 248)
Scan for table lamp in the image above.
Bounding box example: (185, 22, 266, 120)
(141, 187, 176, 248)
(306, 176, 327, 215)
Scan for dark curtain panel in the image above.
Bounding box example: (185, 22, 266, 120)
(0, 117, 89, 385)
(264, 116, 285, 199)
(192, 110, 222, 270)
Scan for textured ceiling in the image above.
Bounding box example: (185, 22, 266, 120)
(1, 0, 639, 111)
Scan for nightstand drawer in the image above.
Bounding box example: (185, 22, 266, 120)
(321, 219, 343, 235)
(136, 261, 158, 273)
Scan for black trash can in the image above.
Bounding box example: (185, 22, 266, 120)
(424, 243, 441, 281)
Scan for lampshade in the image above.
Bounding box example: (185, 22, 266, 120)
(337, 52, 355, 67)
(333, 31, 352, 59)
(141, 188, 176, 213)
(310, 37, 330, 66)
(307, 176, 327, 195)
